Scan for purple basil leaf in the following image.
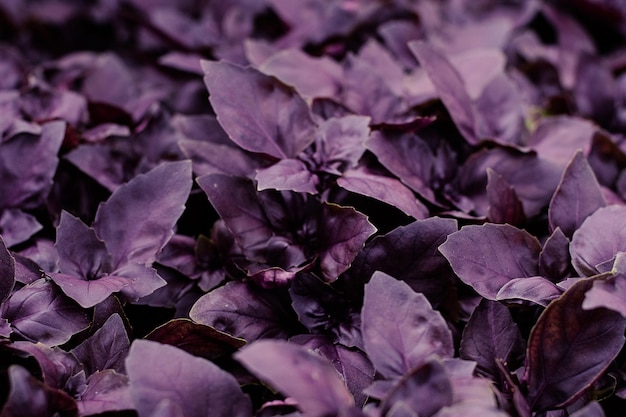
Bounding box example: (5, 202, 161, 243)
(312, 115, 370, 175)
(350, 217, 458, 307)
(380, 359, 453, 417)
(0, 120, 65, 210)
(290, 334, 375, 408)
(145, 318, 246, 361)
(82, 53, 136, 109)
(439, 223, 541, 299)
(1, 279, 90, 346)
(256, 159, 319, 194)
(189, 281, 295, 341)
(202, 60, 316, 159)
(0, 318, 9, 338)
(486, 168, 526, 225)
(361, 271, 454, 378)
(0, 235, 15, 303)
(365, 131, 437, 204)
(179, 139, 261, 178)
(337, 168, 429, 219)
(524, 278, 626, 411)
(570, 206, 626, 276)
(71, 314, 130, 375)
(569, 401, 605, 417)
(77, 370, 133, 416)
(317, 203, 376, 282)
(548, 150, 605, 237)
(93, 160, 192, 268)
(0, 209, 42, 248)
(0, 365, 77, 417)
(583, 274, 626, 318)
(409, 41, 477, 144)
(11, 340, 83, 390)
(126, 339, 252, 417)
(496, 277, 563, 307)
(574, 53, 615, 124)
(235, 339, 355, 417)
(459, 299, 525, 381)
(539, 227, 572, 281)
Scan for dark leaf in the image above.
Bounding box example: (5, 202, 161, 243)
(496, 276, 563, 307)
(380, 359, 453, 417)
(337, 168, 429, 219)
(189, 281, 295, 341)
(439, 223, 541, 299)
(0, 235, 15, 303)
(583, 254, 626, 317)
(145, 318, 246, 361)
(77, 371, 133, 417)
(486, 168, 526, 225)
(317, 203, 376, 282)
(459, 299, 525, 380)
(539, 227, 572, 281)
(202, 60, 316, 159)
(350, 217, 457, 307)
(11, 340, 83, 390)
(126, 339, 252, 417)
(236, 339, 354, 417)
(548, 150, 605, 237)
(0, 209, 42, 248)
(93, 160, 192, 268)
(312, 115, 370, 175)
(2, 279, 90, 346)
(570, 206, 626, 276)
(71, 314, 130, 375)
(361, 271, 454, 378)
(179, 139, 261, 178)
(524, 278, 626, 411)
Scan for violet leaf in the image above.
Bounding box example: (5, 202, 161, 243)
(0, 209, 42, 248)
(71, 313, 130, 375)
(361, 271, 454, 378)
(570, 205, 626, 276)
(1, 279, 90, 346)
(126, 339, 252, 417)
(350, 217, 458, 307)
(538, 227, 572, 281)
(317, 203, 376, 282)
(459, 299, 525, 381)
(235, 339, 355, 417)
(548, 150, 605, 237)
(255, 158, 319, 194)
(189, 281, 296, 341)
(11, 340, 83, 390)
(290, 334, 375, 408)
(380, 359, 453, 417)
(486, 168, 526, 226)
(583, 274, 626, 318)
(0, 235, 15, 303)
(409, 42, 477, 144)
(311, 115, 370, 175)
(439, 223, 541, 299)
(496, 277, 563, 307)
(337, 168, 429, 219)
(524, 278, 626, 411)
(179, 139, 261, 178)
(202, 60, 316, 159)
(77, 370, 133, 417)
(48, 272, 130, 309)
(93, 160, 192, 268)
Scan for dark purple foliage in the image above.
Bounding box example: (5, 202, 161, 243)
(2, 1, 626, 416)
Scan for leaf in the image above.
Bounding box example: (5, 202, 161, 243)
(361, 271, 454, 378)
(256, 158, 319, 194)
(93, 160, 192, 268)
(337, 169, 429, 219)
(145, 318, 246, 361)
(77, 371, 133, 417)
(496, 277, 563, 307)
(202, 60, 316, 159)
(189, 281, 295, 341)
(48, 272, 130, 309)
(524, 278, 626, 411)
(312, 115, 370, 174)
(126, 339, 252, 417)
(380, 359, 453, 417)
(2, 279, 90, 346)
(409, 41, 477, 144)
(317, 203, 377, 282)
(548, 150, 605, 237)
(235, 339, 355, 417)
(570, 205, 626, 276)
(459, 299, 525, 380)
(350, 217, 458, 307)
(71, 314, 130, 375)
(583, 254, 626, 317)
(290, 334, 375, 407)
(0, 209, 42, 247)
(538, 227, 572, 281)
(527, 116, 596, 168)
(486, 168, 525, 226)
(439, 223, 541, 299)
(0, 365, 77, 417)
(0, 235, 15, 303)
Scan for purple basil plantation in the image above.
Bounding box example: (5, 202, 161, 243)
(2, 0, 626, 416)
